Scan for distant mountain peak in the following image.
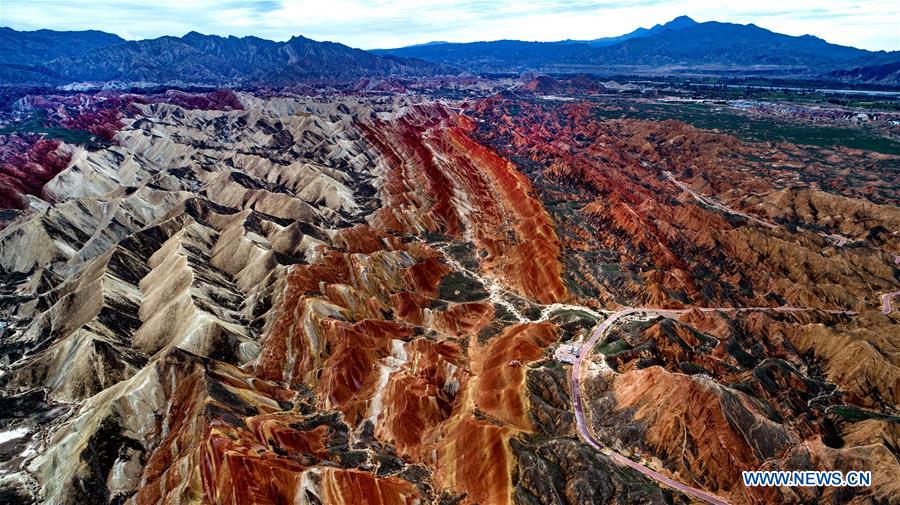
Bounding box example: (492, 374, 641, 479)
(645, 15, 697, 35)
(670, 15, 696, 23)
(408, 41, 451, 48)
(572, 15, 698, 47)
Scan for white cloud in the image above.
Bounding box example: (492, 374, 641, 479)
(1, 0, 897, 50)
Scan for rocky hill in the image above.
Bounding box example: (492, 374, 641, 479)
(826, 53, 900, 85)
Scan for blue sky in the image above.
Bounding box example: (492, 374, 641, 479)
(2, 0, 898, 51)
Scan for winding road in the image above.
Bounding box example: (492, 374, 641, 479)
(666, 172, 900, 313)
(884, 255, 900, 314)
(664, 171, 856, 247)
(882, 291, 900, 314)
(569, 305, 857, 505)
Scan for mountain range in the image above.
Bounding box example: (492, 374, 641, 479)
(376, 16, 899, 81)
(1, 16, 898, 87)
(0, 27, 443, 87)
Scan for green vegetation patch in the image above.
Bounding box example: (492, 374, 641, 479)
(0, 109, 98, 145)
(594, 338, 632, 356)
(437, 270, 488, 302)
(594, 101, 900, 155)
(831, 405, 900, 423)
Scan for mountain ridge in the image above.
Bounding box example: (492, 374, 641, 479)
(558, 14, 698, 47)
(374, 17, 897, 82)
(0, 27, 125, 66)
(0, 29, 445, 86)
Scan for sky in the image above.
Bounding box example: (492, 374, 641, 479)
(2, 0, 898, 51)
